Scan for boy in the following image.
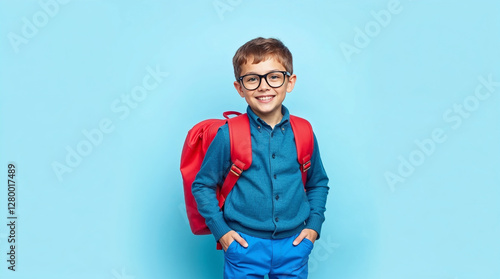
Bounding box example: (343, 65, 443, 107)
(192, 37, 329, 278)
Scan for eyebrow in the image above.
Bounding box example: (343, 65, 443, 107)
(242, 69, 283, 75)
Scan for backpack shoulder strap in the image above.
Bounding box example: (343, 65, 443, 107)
(290, 115, 314, 186)
(218, 113, 252, 208)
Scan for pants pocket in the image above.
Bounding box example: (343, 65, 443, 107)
(301, 238, 314, 253)
(224, 239, 238, 254)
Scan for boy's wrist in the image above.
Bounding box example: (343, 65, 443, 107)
(214, 228, 232, 242)
(207, 214, 232, 241)
(305, 216, 324, 239)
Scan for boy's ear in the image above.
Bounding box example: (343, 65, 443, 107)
(234, 81, 245, 97)
(286, 74, 297, 93)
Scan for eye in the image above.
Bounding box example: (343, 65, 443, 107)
(244, 76, 259, 83)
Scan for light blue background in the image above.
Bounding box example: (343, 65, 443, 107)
(1, 0, 499, 278)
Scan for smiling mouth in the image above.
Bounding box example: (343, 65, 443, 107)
(256, 96, 275, 101)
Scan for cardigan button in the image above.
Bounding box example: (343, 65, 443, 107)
(275, 217, 279, 222)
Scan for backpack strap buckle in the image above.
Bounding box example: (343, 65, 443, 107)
(230, 163, 243, 177)
(302, 160, 311, 172)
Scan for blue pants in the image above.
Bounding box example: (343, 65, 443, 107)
(223, 232, 314, 279)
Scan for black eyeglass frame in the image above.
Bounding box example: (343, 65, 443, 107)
(237, 71, 291, 90)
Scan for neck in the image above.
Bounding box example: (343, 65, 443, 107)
(257, 111, 283, 129)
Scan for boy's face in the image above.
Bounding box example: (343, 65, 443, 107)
(234, 57, 296, 122)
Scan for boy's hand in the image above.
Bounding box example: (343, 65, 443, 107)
(293, 228, 318, 246)
(219, 230, 248, 252)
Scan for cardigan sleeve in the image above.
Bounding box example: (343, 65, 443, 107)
(304, 133, 330, 239)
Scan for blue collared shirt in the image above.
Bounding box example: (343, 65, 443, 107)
(192, 105, 329, 241)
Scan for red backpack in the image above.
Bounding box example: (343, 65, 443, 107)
(180, 111, 314, 243)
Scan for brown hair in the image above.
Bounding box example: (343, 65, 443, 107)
(232, 37, 293, 80)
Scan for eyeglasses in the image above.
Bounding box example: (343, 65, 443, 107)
(238, 71, 290, 91)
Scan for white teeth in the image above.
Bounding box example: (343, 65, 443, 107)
(257, 96, 273, 101)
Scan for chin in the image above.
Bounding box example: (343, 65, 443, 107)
(254, 106, 279, 115)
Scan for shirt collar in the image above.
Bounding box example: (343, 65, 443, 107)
(246, 105, 290, 134)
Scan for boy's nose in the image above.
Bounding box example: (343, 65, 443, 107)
(257, 76, 271, 91)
